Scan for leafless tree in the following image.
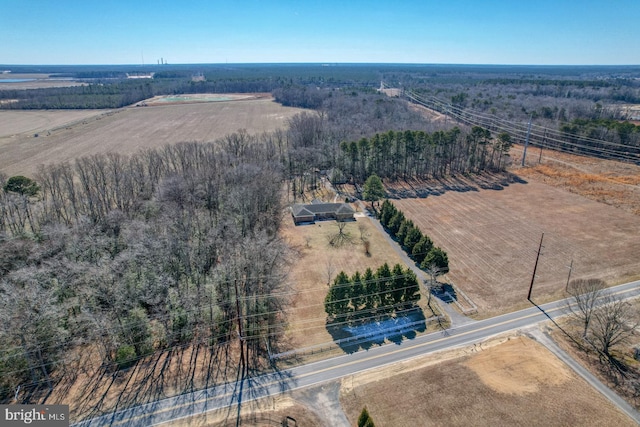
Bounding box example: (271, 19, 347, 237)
(589, 295, 639, 363)
(566, 278, 606, 339)
(328, 221, 352, 247)
(324, 257, 335, 286)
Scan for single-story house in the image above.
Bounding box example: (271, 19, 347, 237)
(291, 201, 355, 224)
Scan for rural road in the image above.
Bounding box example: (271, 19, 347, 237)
(73, 279, 640, 427)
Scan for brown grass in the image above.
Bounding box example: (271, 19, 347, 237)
(280, 214, 437, 352)
(512, 144, 640, 216)
(392, 177, 640, 318)
(280, 216, 402, 349)
(0, 96, 305, 176)
(340, 334, 637, 426)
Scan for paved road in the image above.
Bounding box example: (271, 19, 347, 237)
(74, 280, 640, 426)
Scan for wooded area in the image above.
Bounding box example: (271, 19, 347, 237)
(0, 136, 289, 403)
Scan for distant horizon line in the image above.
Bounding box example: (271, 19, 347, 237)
(2, 62, 640, 68)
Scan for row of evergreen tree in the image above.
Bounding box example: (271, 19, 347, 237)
(324, 263, 420, 325)
(379, 200, 450, 274)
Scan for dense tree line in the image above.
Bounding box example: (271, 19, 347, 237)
(396, 72, 640, 160)
(379, 200, 449, 275)
(324, 264, 420, 325)
(560, 118, 640, 145)
(337, 127, 511, 183)
(0, 134, 289, 402)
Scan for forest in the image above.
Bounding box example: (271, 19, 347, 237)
(0, 136, 290, 402)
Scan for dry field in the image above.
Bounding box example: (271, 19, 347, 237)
(390, 175, 640, 318)
(512, 143, 640, 215)
(339, 334, 636, 426)
(0, 73, 86, 91)
(0, 96, 305, 176)
(0, 109, 107, 138)
(280, 214, 437, 352)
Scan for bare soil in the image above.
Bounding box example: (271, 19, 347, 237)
(390, 173, 640, 318)
(0, 96, 305, 176)
(340, 334, 637, 426)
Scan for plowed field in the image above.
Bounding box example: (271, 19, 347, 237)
(0, 96, 305, 176)
(392, 176, 640, 317)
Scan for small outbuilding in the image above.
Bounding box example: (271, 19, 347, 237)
(291, 202, 355, 225)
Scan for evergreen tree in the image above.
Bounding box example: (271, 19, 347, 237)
(396, 219, 413, 244)
(358, 406, 375, 427)
(391, 263, 406, 306)
(379, 200, 396, 226)
(350, 271, 365, 320)
(403, 225, 423, 253)
(363, 267, 378, 313)
(325, 271, 351, 321)
(412, 235, 434, 264)
(387, 210, 405, 236)
(362, 174, 385, 210)
(403, 268, 421, 305)
(376, 263, 393, 313)
(421, 246, 449, 274)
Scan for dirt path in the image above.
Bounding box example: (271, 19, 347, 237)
(294, 381, 351, 427)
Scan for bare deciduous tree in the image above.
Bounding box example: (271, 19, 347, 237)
(566, 278, 606, 339)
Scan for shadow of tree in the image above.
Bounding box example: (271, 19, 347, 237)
(431, 282, 458, 303)
(326, 308, 427, 353)
(386, 172, 527, 199)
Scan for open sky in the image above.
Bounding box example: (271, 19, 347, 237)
(2, 0, 638, 65)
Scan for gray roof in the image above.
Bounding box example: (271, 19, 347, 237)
(292, 202, 355, 217)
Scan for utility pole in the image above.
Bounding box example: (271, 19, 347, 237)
(565, 259, 574, 292)
(521, 114, 533, 167)
(538, 129, 547, 164)
(527, 233, 544, 302)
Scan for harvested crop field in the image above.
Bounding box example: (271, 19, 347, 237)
(340, 334, 637, 426)
(0, 109, 107, 137)
(390, 175, 640, 317)
(0, 96, 305, 176)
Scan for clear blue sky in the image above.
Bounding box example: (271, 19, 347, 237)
(2, 0, 638, 65)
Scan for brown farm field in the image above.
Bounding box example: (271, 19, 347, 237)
(390, 175, 640, 318)
(339, 334, 637, 427)
(0, 95, 305, 176)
